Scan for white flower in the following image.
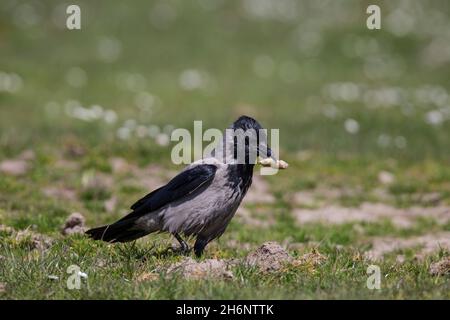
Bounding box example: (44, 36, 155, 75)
(155, 133, 170, 146)
(104, 110, 118, 124)
(344, 118, 360, 134)
(117, 127, 131, 140)
(425, 110, 444, 126)
(179, 69, 205, 90)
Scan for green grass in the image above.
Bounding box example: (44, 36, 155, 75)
(1, 0, 450, 299)
(0, 234, 448, 299)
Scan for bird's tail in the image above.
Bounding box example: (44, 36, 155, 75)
(85, 218, 148, 243)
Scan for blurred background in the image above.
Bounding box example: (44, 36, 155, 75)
(1, 0, 449, 161)
(0, 0, 450, 300)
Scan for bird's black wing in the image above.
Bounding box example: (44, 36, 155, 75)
(119, 164, 217, 221)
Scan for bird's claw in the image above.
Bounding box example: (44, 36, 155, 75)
(178, 242, 191, 255)
(173, 233, 191, 255)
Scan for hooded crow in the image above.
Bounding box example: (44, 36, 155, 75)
(86, 116, 280, 257)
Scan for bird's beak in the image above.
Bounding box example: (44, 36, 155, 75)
(258, 146, 277, 161)
(257, 146, 276, 164)
(263, 146, 276, 160)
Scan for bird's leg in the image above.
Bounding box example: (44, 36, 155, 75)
(194, 236, 208, 257)
(173, 233, 190, 253)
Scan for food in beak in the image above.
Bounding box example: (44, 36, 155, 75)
(258, 157, 289, 169)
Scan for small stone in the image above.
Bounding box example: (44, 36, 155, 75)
(429, 257, 450, 276)
(246, 241, 292, 272)
(62, 212, 86, 235)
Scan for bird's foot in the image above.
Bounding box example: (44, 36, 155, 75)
(173, 233, 191, 255)
(166, 244, 191, 256)
(174, 242, 191, 254)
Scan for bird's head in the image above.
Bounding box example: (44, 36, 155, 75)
(229, 115, 273, 164)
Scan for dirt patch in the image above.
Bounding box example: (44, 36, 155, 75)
(166, 257, 234, 280)
(294, 203, 450, 228)
(245, 242, 327, 273)
(289, 186, 363, 207)
(15, 229, 54, 251)
(61, 212, 86, 235)
(43, 187, 77, 201)
(109, 157, 135, 174)
(246, 241, 292, 272)
(364, 233, 450, 261)
(0, 150, 36, 177)
(289, 190, 322, 207)
(0, 282, 5, 294)
(429, 257, 450, 276)
(243, 175, 275, 205)
(0, 159, 29, 176)
(82, 172, 113, 192)
(235, 207, 274, 228)
(161, 242, 328, 278)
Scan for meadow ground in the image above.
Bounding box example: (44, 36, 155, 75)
(0, 1, 449, 299)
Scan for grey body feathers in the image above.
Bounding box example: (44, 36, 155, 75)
(134, 159, 251, 242)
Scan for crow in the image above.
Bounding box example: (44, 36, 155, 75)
(86, 116, 278, 257)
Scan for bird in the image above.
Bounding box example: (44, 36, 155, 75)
(86, 115, 278, 257)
